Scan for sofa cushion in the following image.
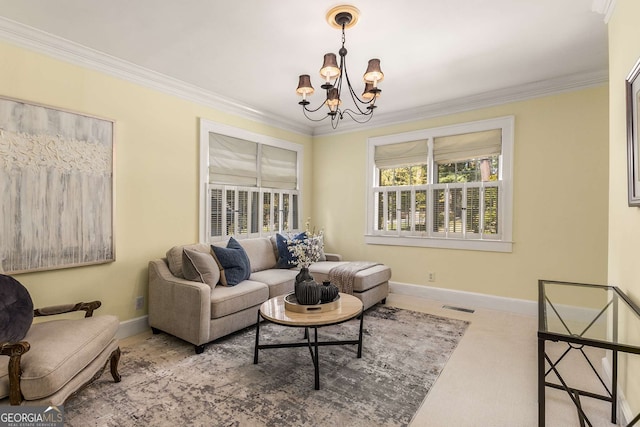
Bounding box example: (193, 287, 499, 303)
(236, 237, 277, 272)
(0, 315, 119, 400)
(166, 243, 211, 278)
(211, 237, 251, 286)
(249, 269, 297, 298)
(210, 280, 268, 319)
(182, 249, 220, 288)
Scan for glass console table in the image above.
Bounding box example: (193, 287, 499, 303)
(538, 279, 640, 427)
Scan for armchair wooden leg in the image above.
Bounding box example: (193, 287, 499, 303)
(8, 356, 24, 405)
(2, 342, 30, 405)
(110, 347, 122, 382)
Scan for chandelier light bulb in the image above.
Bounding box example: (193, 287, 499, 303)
(296, 74, 315, 105)
(363, 58, 384, 84)
(362, 82, 381, 100)
(296, 75, 314, 96)
(320, 53, 341, 83)
(326, 88, 341, 110)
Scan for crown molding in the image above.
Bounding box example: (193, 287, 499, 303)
(591, 0, 617, 23)
(0, 17, 313, 136)
(0, 16, 608, 139)
(312, 69, 609, 136)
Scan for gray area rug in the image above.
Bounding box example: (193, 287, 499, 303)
(65, 306, 469, 427)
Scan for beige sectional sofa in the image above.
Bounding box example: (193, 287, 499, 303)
(148, 236, 391, 353)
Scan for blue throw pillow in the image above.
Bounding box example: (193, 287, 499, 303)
(275, 232, 306, 269)
(210, 237, 251, 286)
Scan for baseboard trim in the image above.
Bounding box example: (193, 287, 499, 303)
(602, 355, 633, 424)
(389, 281, 537, 316)
(116, 315, 149, 340)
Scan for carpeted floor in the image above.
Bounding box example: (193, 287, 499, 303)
(65, 306, 469, 427)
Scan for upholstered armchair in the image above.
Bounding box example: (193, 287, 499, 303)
(0, 275, 121, 405)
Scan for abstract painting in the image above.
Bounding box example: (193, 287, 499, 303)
(0, 97, 114, 273)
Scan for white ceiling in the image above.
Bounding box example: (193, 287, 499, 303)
(0, 1, 608, 135)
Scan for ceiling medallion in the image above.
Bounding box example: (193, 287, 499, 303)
(296, 5, 384, 129)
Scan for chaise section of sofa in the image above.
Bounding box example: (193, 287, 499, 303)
(308, 262, 391, 311)
(148, 236, 391, 354)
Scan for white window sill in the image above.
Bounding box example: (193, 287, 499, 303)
(364, 234, 513, 253)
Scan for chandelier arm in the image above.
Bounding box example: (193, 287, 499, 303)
(330, 107, 346, 129)
(341, 108, 375, 123)
(331, 114, 340, 129)
(342, 59, 365, 104)
(346, 82, 375, 114)
(302, 106, 330, 122)
(347, 76, 377, 106)
(340, 61, 378, 119)
(342, 60, 378, 115)
(302, 96, 330, 114)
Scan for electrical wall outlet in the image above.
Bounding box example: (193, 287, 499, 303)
(135, 296, 144, 310)
(428, 272, 436, 282)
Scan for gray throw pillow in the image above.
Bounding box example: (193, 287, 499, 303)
(182, 249, 221, 288)
(0, 274, 34, 342)
(210, 237, 251, 286)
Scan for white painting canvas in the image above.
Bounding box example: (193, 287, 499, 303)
(0, 97, 114, 273)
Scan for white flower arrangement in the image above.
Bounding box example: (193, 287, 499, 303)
(287, 219, 324, 268)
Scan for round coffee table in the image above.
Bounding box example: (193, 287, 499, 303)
(253, 293, 364, 390)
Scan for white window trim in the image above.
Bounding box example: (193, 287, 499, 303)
(365, 116, 514, 253)
(199, 118, 304, 243)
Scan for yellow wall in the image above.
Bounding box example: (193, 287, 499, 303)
(0, 41, 313, 321)
(607, 0, 640, 415)
(313, 86, 609, 302)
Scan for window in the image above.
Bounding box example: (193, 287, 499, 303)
(366, 116, 513, 252)
(199, 120, 303, 242)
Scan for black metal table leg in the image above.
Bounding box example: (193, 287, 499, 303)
(305, 327, 314, 360)
(357, 309, 364, 358)
(538, 337, 546, 427)
(574, 390, 586, 427)
(253, 310, 261, 364)
(313, 327, 320, 390)
(612, 349, 618, 424)
(613, 295, 619, 425)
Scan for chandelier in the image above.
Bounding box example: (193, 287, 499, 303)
(296, 5, 384, 129)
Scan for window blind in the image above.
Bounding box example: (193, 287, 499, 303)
(374, 140, 428, 168)
(261, 145, 297, 189)
(433, 129, 502, 163)
(209, 133, 258, 186)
